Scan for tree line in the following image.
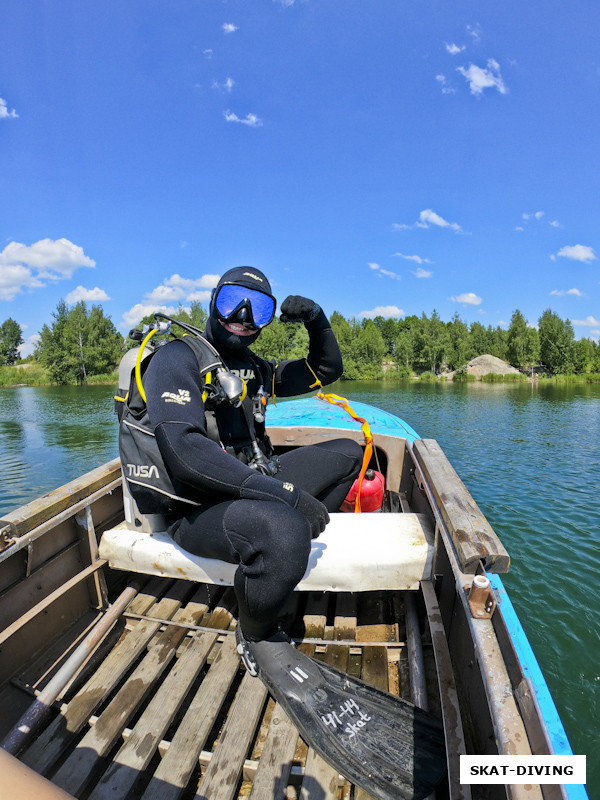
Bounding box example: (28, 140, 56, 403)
(3, 300, 600, 384)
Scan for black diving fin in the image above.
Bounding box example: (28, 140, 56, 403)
(236, 630, 447, 800)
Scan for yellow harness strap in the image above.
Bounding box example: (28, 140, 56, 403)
(134, 328, 159, 403)
(316, 392, 374, 513)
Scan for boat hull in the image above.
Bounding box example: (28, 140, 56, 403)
(0, 396, 585, 800)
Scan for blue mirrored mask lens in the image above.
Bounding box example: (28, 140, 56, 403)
(215, 284, 276, 327)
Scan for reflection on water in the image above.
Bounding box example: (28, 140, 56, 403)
(0, 385, 119, 513)
(1, 379, 598, 792)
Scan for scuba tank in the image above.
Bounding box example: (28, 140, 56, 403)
(114, 331, 154, 421)
(340, 469, 385, 513)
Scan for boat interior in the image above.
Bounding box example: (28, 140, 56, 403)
(0, 421, 559, 800)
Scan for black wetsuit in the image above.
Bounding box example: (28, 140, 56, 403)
(141, 310, 362, 639)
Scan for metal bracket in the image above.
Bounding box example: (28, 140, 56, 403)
(466, 574, 497, 619)
(0, 519, 18, 553)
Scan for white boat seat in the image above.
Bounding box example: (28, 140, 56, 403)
(99, 512, 434, 592)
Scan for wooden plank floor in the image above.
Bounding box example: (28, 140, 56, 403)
(17, 579, 430, 800)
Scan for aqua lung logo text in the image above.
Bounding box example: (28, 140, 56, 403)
(230, 368, 255, 381)
(127, 464, 159, 479)
(161, 389, 191, 405)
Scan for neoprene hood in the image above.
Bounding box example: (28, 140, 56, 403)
(206, 267, 275, 351)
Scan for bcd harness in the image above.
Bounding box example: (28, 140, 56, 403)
(118, 315, 280, 516)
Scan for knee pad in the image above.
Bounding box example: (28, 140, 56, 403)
(225, 502, 311, 623)
(224, 501, 311, 584)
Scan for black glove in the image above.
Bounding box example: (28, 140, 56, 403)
(294, 489, 330, 539)
(280, 295, 322, 324)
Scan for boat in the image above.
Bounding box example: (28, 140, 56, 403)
(0, 394, 587, 800)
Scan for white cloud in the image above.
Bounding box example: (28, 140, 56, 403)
(121, 303, 181, 329)
(0, 238, 95, 275)
(457, 59, 507, 96)
(445, 43, 465, 55)
(368, 263, 401, 280)
(222, 23, 239, 34)
(435, 74, 456, 94)
(393, 209, 462, 232)
(18, 333, 40, 359)
(120, 273, 220, 328)
(451, 292, 482, 306)
(0, 264, 44, 300)
(413, 267, 432, 279)
(212, 77, 235, 93)
(0, 97, 18, 119)
(0, 238, 95, 300)
(572, 316, 600, 327)
(520, 212, 564, 230)
(144, 285, 182, 303)
(379, 269, 401, 280)
(358, 305, 405, 319)
(146, 273, 219, 303)
(418, 208, 462, 232)
(274, 0, 296, 5)
(224, 110, 263, 127)
(65, 286, 110, 304)
(392, 252, 433, 265)
(466, 24, 482, 43)
(188, 290, 213, 303)
(554, 244, 597, 263)
(165, 273, 220, 290)
(550, 288, 583, 297)
(203, 49, 213, 59)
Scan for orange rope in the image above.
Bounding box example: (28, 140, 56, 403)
(316, 392, 373, 512)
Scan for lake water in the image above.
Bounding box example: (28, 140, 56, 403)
(1, 380, 598, 796)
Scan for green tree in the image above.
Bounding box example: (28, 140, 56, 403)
(469, 321, 490, 358)
(373, 316, 399, 356)
(330, 311, 353, 352)
(37, 300, 123, 383)
(447, 313, 471, 370)
(571, 337, 594, 374)
(487, 325, 508, 361)
(131, 302, 209, 341)
(187, 301, 208, 330)
(414, 310, 450, 374)
(506, 310, 540, 369)
(252, 317, 300, 362)
(538, 309, 575, 374)
(356, 319, 386, 376)
(0, 317, 24, 365)
(393, 327, 415, 372)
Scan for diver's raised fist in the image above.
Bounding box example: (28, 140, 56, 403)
(280, 295, 321, 324)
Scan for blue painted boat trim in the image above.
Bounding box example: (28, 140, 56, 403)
(269, 396, 585, 794)
(267, 395, 421, 442)
(488, 573, 588, 800)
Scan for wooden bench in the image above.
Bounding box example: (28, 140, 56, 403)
(99, 512, 435, 592)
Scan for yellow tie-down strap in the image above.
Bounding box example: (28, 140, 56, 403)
(316, 392, 374, 512)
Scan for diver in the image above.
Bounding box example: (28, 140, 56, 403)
(119, 266, 362, 660)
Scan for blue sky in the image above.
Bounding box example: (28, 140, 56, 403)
(1, 0, 599, 357)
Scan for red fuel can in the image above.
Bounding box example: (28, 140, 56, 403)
(341, 469, 385, 513)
